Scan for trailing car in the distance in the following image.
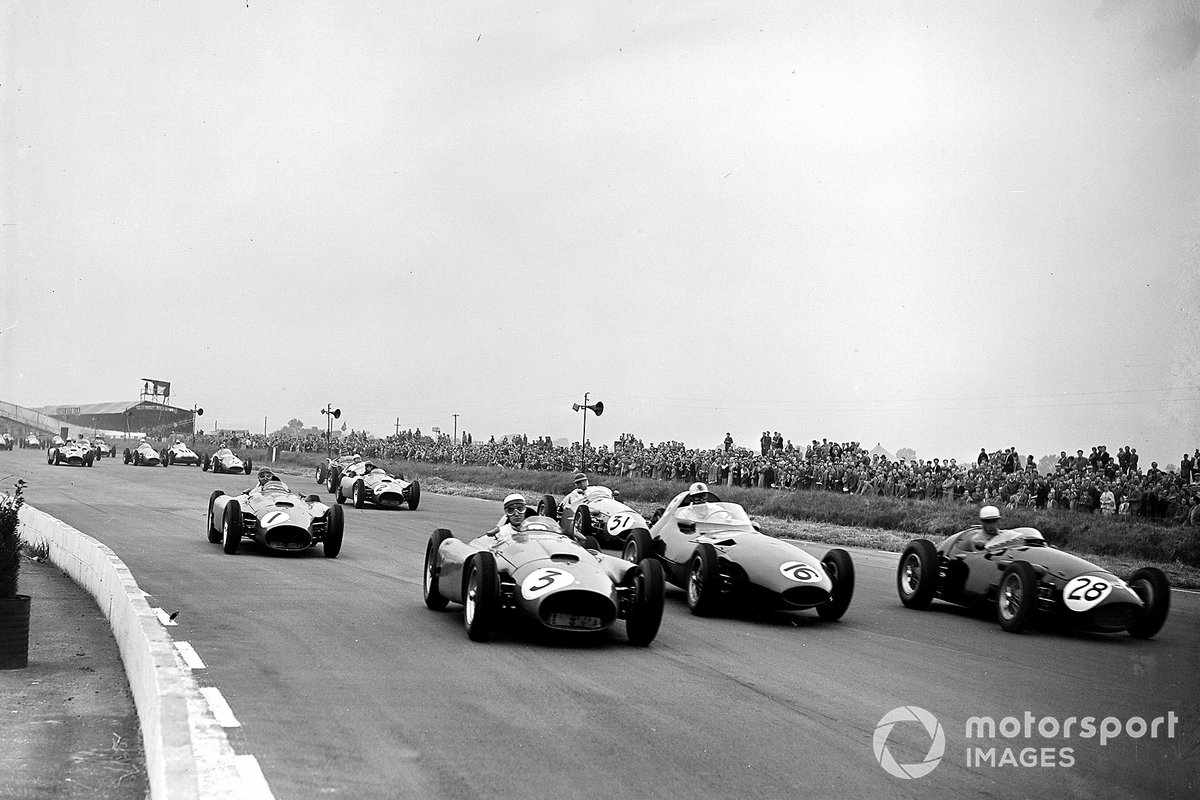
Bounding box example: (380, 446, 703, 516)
(206, 479, 344, 557)
(622, 483, 855, 621)
(896, 526, 1169, 637)
(48, 439, 95, 467)
(203, 447, 253, 474)
(316, 453, 363, 486)
(124, 441, 166, 467)
(165, 439, 203, 466)
(334, 460, 420, 510)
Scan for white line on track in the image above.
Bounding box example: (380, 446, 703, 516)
(152, 607, 177, 626)
(234, 755, 276, 800)
(200, 687, 241, 728)
(173, 641, 206, 670)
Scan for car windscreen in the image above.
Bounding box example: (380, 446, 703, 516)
(986, 527, 1046, 549)
(584, 487, 614, 501)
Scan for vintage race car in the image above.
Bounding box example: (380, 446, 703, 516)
(316, 453, 362, 485)
(21, 434, 40, 449)
(124, 441, 165, 467)
(90, 437, 116, 458)
(206, 480, 344, 557)
(897, 527, 1170, 637)
(622, 485, 855, 620)
(423, 514, 664, 645)
(203, 447, 253, 474)
(48, 439, 95, 467)
(0, 434, 13, 451)
(165, 440, 202, 466)
(334, 461, 420, 510)
(49, 435, 67, 449)
(538, 486, 651, 548)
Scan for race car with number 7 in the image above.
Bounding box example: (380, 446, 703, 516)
(621, 482, 855, 621)
(895, 525, 1169, 637)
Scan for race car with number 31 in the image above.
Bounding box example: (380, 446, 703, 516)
(538, 485, 651, 548)
(621, 482, 855, 621)
(422, 512, 664, 645)
(896, 526, 1169, 637)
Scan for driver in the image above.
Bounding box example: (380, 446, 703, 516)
(565, 472, 589, 504)
(967, 505, 1003, 550)
(254, 466, 276, 487)
(489, 493, 528, 534)
(679, 481, 721, 507)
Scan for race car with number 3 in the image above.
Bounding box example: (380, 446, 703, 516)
(206, 479, 344, 557)
(422, 513, 664, 645)
(896, 526, 1169, 637)
(203, 447, 253, 474)
(621, 483, 855, 620)
(538, 486, 651, 548)
(334, 460, 420, 510)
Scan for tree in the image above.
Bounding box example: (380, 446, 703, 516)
(287, 418, 304, 429)
(896, 447, 916, 461)
(1037, 454, 1058, 475)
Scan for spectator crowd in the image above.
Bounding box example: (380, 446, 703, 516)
(187, 427, 1200, 527)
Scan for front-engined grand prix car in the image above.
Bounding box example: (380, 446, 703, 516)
(165, 440, 202, 466)
(539, 486, 651, 548)
(316, 453, 362, 486)
(48, 439, 95, 467)
(621, 485, 855, 620)
(90, 436, 116, 458)
(124, 441, 165, 467)
(896, 527, 1170, 637)
(20, 434, 40, 449)
(203, 447, 253, 474)
(334, 461, 421, 510)
(206, 480, 344, 557)
(423, 514, 665, 645)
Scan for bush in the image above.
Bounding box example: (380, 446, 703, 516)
(0, 480, 26, 598)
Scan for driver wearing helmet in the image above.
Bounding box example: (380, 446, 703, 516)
(966, 505, 1003, 550)
(679, 481, 720, 507)
(564, 472, 589, 505)
(482, 493, 528, 537)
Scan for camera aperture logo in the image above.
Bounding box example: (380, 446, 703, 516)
(874, 706, 946, 779)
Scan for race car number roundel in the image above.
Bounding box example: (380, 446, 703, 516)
(261, 511, 290, 527)
(779, 561, 823, 583)
(1062, 575, 1113, 611)
(521, 567, 576, 600)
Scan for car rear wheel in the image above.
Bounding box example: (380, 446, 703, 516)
(817, 548, 855, 621)
(625, 559, 665, 646)
(997, 561, 1037, 632)
(221, 500, 242, 555)
(537, 494, 558, 521)
(464, 552, 500, 642)
(202, 455, 210, 471)
(207, 491, 224, 543)
(687, 543, 721, 616)
(897, 539, 939, 609)
(328, 467, 340, 495)
(1127, 567, 1170, 639)
(323, 505, 344, 558)
(315, 464, 325, 484)
(335, 478, 346, 504)
(622, 528, 654, 565)
(423, 529, 454, 610)
(352, 480, 366, 509)
(406, 480, 421, 510)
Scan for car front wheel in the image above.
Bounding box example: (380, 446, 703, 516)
(423, 529, 454, 610)
(997, 561, 1038, 633)
(464, 553, 500, 642)
(897, 540, 938, 609)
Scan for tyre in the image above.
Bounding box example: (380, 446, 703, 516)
(464, 552, 500, 642)
(327, 467, 340, 494)
(352, 480, 366, 509)
(207, 491, 224, 543)
(335, 478, 346, 504)
(897, 539, 939, 610)
(423, 529, 454, 610)
(1127, 567, 1170, 639)
(167, 451, 174, 465)
(997, 561, 1038, 633)
(817, 548, 855, 621)
(221, 500, 242, 555)
(315, 464, 325, 484)
(324, 505, 344, 558)
(407, 480, 421, 510)
(85, 454, 94, 468)
(622, 528, 654, 564)
(625, 559, 665, 646)
(47, 450, 53, 465)
(572, 505, 594, 543)
(244, 458, 252, 475)
(537, 494, 558, 521)
(686, 543, 721, 616)
(202, 456, 210, 472)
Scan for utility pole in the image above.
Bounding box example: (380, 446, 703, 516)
(453, 414, 459, 444)
(395, 417, 400, 436)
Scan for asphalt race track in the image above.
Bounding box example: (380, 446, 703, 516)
(4, 449, 1198, 800)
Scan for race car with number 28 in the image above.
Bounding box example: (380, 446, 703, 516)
(621, 483, 855, 620)
(206, 479, 344, 557)
(896, 526, 1169, 637)
(423, 512, 664, 645)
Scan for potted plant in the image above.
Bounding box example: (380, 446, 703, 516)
(0, 479, 29, 669)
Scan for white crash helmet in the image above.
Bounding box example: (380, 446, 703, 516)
(979, 505, 1002, 521)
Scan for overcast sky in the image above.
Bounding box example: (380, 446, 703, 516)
(2, 1, 1197, 465)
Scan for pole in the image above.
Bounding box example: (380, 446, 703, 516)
(395, 417, 400, 437)
(580, 392, 588, 472)
(453, 414, 458, 444)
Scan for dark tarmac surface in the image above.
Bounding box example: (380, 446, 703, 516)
(0, 558, 147, 799)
